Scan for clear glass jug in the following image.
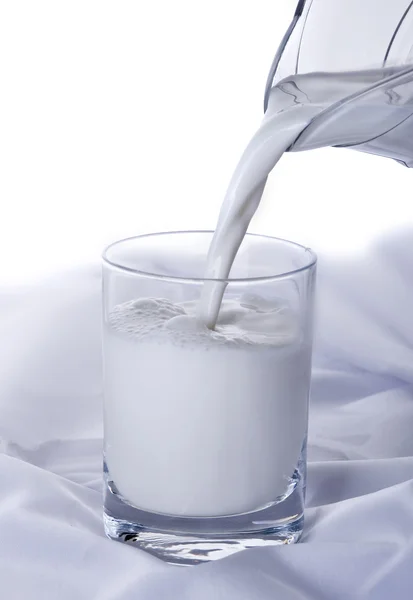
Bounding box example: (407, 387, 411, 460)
(264, 0, 413, 166)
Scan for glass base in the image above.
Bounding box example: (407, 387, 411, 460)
(103, 452, 306, 565)
(104, 511, 303, 565)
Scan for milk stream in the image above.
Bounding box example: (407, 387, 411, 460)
(199, 65, 413, 329)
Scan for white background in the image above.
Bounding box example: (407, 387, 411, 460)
(1, 0, 412, 284)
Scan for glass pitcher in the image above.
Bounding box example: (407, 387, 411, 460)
(264, 0, 413, 167)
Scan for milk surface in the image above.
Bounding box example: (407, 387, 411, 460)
(104, 296, 311, 517)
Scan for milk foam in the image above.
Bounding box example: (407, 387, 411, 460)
(109, 296, 299, 347)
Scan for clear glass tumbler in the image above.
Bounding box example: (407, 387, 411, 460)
(102, 231, 316, 565)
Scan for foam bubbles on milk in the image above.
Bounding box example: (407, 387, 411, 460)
(109, 295, 299, 348)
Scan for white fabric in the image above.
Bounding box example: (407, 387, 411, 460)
(1, 230, 412, 599)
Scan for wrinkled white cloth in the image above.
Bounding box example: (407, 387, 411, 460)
(0, 230, 413, 599)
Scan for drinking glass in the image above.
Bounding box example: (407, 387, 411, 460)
(102, 231, 316, 565)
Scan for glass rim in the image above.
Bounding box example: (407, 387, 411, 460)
(102, 230, 317, 283)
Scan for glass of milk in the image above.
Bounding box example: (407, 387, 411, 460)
(102, 231, 316, 565)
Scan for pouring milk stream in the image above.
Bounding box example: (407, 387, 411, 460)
(200, 65, 413, 328)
